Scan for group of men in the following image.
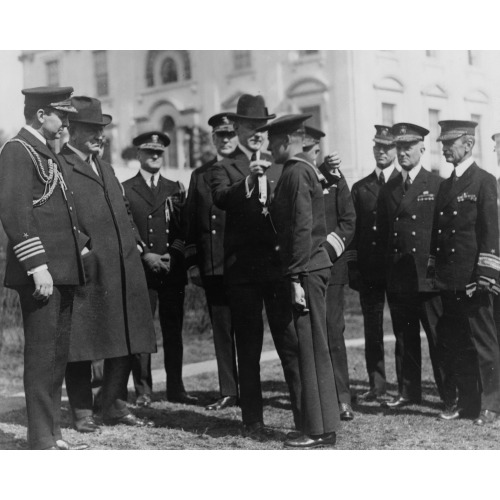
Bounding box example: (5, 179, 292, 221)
(1, 85, 500, 450)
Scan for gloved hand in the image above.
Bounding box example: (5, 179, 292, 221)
(142, 252, 170, 274)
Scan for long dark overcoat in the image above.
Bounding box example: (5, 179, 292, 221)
(59, 144, 156, 361)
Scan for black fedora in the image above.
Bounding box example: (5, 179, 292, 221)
(232, 94, 275, 121)
(69, 96, 112, 126)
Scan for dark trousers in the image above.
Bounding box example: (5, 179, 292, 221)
(294, 269, 340, 436)
(387, 291, 445, 401)
(203, 276, 238, 397)
(359, 281, 389, 395)
(66, 356, 132, 420)
(439, 291, 500, 414)
(18, 285, 74, 450)
(228, 279, 301, 428)
(325, 284, 351, 405)
(131, 285, 185, 397)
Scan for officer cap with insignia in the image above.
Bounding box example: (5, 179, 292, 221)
(133, 131, 170, 151)
(69, 96, 112, 126)
(437, 120, 478, 142)
(22, 86, 77, 114)
(373, 124, 395, 145)
(391, 122, 429, 143)
(256, 114, 312, 137)
(208, 113, 235, 133)
(303, 126, 326, 148)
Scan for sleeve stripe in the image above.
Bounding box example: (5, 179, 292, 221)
(18, 249, 46, 262)
(171, 239, 185, 253)
(14, 240, 43, 256)
(185, 243, 197, 259)
(13, 237, 41, 251)
(16, 244, 44, 259)
(327, 233, 345, 257)
(478, 253, 500, 271)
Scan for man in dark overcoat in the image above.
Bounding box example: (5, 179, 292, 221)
(123, 131, 196, 405)
(185, 113, 239, 411)
(266, 114, 339, 449)
(349, 125, 400, 401)
(303, 126, 356, 421)
(0, 87, 90, 450)
(429, 120, 500, 425)
(60, 96, 156, 430)
(210, 94, 301, 437)
(376, 122, 446, 408)
(491, 132, 500, 344)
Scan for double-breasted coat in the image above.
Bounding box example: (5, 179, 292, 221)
(58, 145, 156, 362)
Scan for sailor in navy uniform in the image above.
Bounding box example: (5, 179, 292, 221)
(265, 114, 339, 449)
(349, 125, 400, 401)
(377, 123, 445, 409)
(123, 131, 197, 405)
(184, 113, 239, 411)
(0, 87, 89, 450)
(303, 126, 356, 421)
(429, 120, 500, 425)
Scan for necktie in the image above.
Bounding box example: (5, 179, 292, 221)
(150, 174, 156, 190)
(451, 170, 458, 182)
(404, 175, 411, 193)
(379, 170, 385, 186)
(87, 155, 99, 176)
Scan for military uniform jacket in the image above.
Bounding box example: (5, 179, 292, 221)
(320, 168, 356, 285)
(184, 158, 226, 277)
(350, 167, 400, 284)
(123, 172, 187, 288)
(377, 168, 442, 293)
(0, 128, 87, 287)
(210, 147, 282, 284)
(271, 153, 332, 278)
(429, 162, 500, 291)
(58, 145, 156, 361)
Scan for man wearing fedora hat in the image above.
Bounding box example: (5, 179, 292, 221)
(60, 96, 157, 431)
(428, 120, 500, 425)
(185, 113, 239, 411)
(210, 94, 301, 437)
(0, 86, 90, 449)
(123, 131, 196, 406)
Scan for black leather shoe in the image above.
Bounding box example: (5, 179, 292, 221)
(438, 405, 471, 421)
(74, 415, 100, 433)
(205, 396, 238, 411)
(167, 392, 199, 405)
(284, 432, 336, 449)
(473, 409, 499, 426)
(103, 413, 155, 427)
(242, 422, 274, 440)
(56, 439, 89, 450)
(286, 430, 302, 440)
(136, 394, 152, 408)
(340, 403, 354, 421)
(382, 396, 420, 409)
(358, 390, 384, 402)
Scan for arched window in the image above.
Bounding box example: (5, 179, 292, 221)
(161, 57, 178, 84)
(162, 116, 178, 168)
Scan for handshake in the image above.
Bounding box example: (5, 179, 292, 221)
(142, 252, 171, 274)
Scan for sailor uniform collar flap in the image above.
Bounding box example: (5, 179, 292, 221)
(288, 155, 324, 182)
(438, 162, 476, 210)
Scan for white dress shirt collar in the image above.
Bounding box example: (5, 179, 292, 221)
(454, 156, 474, 178)
(375, 163, 396, 182)
(23, 125, 47, 145)
(238, 143, 260, 161)
(401, 162, 422, 182)
(140, 169, 161, 186)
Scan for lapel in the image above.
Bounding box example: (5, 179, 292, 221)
(389, 172, 405, 209)
(60, 144, 104, 187)
(18, 127, 59, 165)
(202, 158, 217, 190)
(394, 168, 428, 217)
(363, 171, 380, 198)
(438, 162, 476, 210)
(131, 172, 155, 206)
(153, 176, 175, 212)
(227, 148, 251, 179)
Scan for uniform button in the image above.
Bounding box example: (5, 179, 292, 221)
(148, 215, 152, 219)
(212, 230, 216, 234)
(149, 243, 153, 248)
(372, 226, 377, 231)
(412, 248, 416, 253)
(439, 211, 443, 216)
(166, 229, 169, 233)
(492, 250, 496, 254)
(149, 229, 153, 233)
(394, 248, 398, 252)
(453, 211, 457, 215)
(451, 248, 455, 253)
(437, 248, 440, 252)
(395, 217, 399, 221)
(451, 230, 455, 234)
(373, 211, 376, 215)
(212, 215, 216, 219)
(78, 230, 81, 233)
(438, 229, 442, 234)
(71, 191, 74, 195)
(73, 226, 76, 230)
(69, 207, 73, 211)
(411, 215, 416, 220)
(167, 243, 170, 247)
(394, 232, 397, 237)
(372, 241, 376, 246)
(411, 231, 416, 236)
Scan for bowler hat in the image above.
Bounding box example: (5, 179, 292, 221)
(22, 86, 77, 114)
(133, 131, 170, 150)
(373, 125, 395, 145)
(391, 122, 429, 143)
(437, 120, 477, 142)
(232, 94, 276, 121)
(69, 96, 112, 126)
(257, 114, 311, 136)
